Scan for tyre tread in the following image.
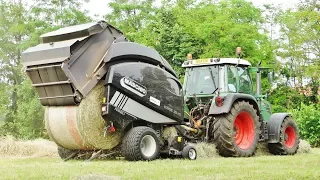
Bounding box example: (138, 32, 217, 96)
(214, 101, 260, 157)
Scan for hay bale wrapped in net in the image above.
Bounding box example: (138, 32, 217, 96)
(45, 81, 121, 150)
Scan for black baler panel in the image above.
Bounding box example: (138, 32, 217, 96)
(106, 62, 184, 122)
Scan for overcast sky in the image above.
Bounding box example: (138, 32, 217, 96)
(84, 0, 300, 20)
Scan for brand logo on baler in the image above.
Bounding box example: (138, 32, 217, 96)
(120, 77, 147, 97)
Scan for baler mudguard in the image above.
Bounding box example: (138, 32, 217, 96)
(21, 21, 175, 106)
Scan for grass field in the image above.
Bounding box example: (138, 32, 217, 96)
(0, 149, 319, 180)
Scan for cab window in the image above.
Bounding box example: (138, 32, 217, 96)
(227, 65, 252, 94)
(237, 66, 252, 94)
(227, 66, 237, 92)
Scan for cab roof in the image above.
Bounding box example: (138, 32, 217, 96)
(182, 58, 251, 67)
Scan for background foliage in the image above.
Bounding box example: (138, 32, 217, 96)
(0, 0, 319, 145)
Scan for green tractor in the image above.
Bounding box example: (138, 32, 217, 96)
(181, 53, 300, 157)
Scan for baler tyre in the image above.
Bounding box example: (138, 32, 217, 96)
(57, 146, 77, 159)
(121, 126, 160, 161)
(268, 117, 300, 155)
(58, 146, 92, 160)
(214, 101, 260, 157)
(182, 145, 197, 160)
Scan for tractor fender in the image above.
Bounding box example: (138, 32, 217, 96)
(208, 93, 259, 115)
(267, 113, 290, 143)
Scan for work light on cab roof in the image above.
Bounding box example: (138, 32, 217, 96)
(182, 57, 251, 67)
(183, 47, 250, 67)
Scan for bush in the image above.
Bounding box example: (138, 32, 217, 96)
(292, 103, 320, 147)
(269, 85, 309, 111)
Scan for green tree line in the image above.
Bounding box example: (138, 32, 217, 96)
(0, 0, 319, 145)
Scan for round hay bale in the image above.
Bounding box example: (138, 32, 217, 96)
(45, 82, 121, 150)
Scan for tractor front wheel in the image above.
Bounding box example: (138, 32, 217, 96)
(268, 117, 300, 155)
(214, 101, 260, 157)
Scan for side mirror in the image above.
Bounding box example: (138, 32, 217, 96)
(267, 72, 274, 83)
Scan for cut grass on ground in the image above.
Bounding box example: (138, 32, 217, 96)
(0, 148, 319, 180)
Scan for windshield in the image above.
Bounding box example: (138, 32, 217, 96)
(184, 66, 218, 95)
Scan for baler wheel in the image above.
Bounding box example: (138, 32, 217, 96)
(57, 146, 92, 160)
(121, 126, 160, 161)
(214, 101, 260, 157)
(58, 146, 77, 160)
(268, 117, 300, 155)
(182, 145, 197, 160)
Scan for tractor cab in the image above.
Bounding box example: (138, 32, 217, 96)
(182, 56, 272, 120)
(182, 57, 252, 97)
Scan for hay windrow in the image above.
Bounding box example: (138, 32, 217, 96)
(255, 143, 270, 156)
(256, 140, 311, 156)
(0, 136, 57, 157)
(193, 143, 218, 158)
(162, 127, 218, 159)
(298, 139, 311, 154)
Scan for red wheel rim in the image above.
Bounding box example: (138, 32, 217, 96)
(285, 126, 296, 148)
(234, 111, 255, 150)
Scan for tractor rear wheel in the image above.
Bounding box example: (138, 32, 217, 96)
(214, 101, 260, 157)
(268, 117, 300, 155)
(121, 126, 160, 161)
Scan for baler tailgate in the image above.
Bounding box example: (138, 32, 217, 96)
(26, 63, 76, 106)
(22, 21, 125, 106)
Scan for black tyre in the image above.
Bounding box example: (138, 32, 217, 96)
(268, 117, 300, 155)
(58, 147, 92, 160)
(214, 101, 260, 157)
(210, 117, 220, 143)
(121, 126, 160, 161)
(182, 146, 197, 160)
(58, 146, 76, 159)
